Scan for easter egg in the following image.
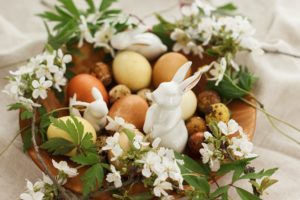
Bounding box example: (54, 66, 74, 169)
(47, 116, 97, 156)
(112, 51, 152, 91)
(205, 103, 230, 124)
(186, 116, 207, 136)
(67, 74, 109, 103)
(109, 84, 131, 104)
(180, 90, 197, 120)
(153, 52, 191, 88)
(108, 95, 149, 130)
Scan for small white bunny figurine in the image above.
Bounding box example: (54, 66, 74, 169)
(143, 62, 203, 152)
(69, 87, 108, 131)
(111, 27, 167, 60)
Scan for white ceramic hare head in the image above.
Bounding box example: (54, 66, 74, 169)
(111, 27, 167, 60)
(143, 61, 203, 152)
(69, 87, 108, 131)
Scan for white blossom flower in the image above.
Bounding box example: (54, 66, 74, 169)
(18, 97, 41, 109)
(106, 165, 122, 188)
(181, 3, 199, 17)
(153, 179, 173, 197)
(102, 132, 123, 161)
(198, 17, 215, 45)
(78, 15, 94, 47)
(170, 28, 193, 54)
(230, 59, 240, 71)
(137, 151, 162, 178)
(199, 143, 220, 171)
(152, 137, 161, 149)
(218, 119, 239, 136)
(57, 49, 72, 68)
(195, 0, 215, 16)
(133, 134, 149, 149)
(52, 71, 67, 92)
(52, 160, 78, 179)
(94, 23, 116, 57)
(19, 180, 44, 200)
(204, 131, 213, 140)
(240, 37, 264, 55)
(106, 116, 136, 132)
(35, 54, 59, 80)
(32, 77, 53, 99)
(186, 41, 204, 58)
(207, 57, 227, 86)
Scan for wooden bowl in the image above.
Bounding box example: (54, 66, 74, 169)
(19, 52, 256, 199)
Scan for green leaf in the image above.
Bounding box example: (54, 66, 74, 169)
(123, 129, 135, 143)
(175, 152, 210, 176)
(86, 0, 96, 12)
(81, 163, 104, 197)
(38, 12, 65, 21)
(232, 167, 244, 182)
(260, 178, 278, 191)
(216, 3, 237, 12)
(239, 70, 258, 91)
(175, 153, 210, 195)
(58, 0, 80, 17)
(128, 192, 154, 200)
(240, 168, 278, 180)
(236, 187, 262, 200)
(22, 129, 32, 152)
(21, 110, 34, 120)
(210, 186, 229, 198)
(71, 152, 100, 166)
(217, 157, 256, 176)
(99, 0, 118, 11)
(8, 103, 25, 111)
(41, 138, 75, 155)
(81, 133, 97, 153)
(152, 14, 175, 50)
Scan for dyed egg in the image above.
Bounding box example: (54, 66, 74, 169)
(109, 84, 131, 104)
(108, 95, 149, 130)
(188, 132, 205, 155)
(186, 116, 207, 136)
(197, 90, 221, 114)
(180, 90, 197, 120)
(205, 103, 230, 124)
(67, 74, 109, 103)
(153, 52, 191, 88)
(137, 88, 152, 105)
(47, 116, 97, 156)
(112, 51, 152, 91)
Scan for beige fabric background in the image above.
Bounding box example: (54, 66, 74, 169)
(0, 0, 300, 199)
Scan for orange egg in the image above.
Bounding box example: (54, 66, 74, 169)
(153, 52, 191, 88)
(67, 74, 109, 103)
(108, 95, 149, 131)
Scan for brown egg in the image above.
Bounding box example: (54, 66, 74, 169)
(108, 95, 149, 130)
(197, 90, 221, 114)
(188, 132, 205, 155)
(67, 74, 109, 103)
(153, 52, 191, 88)
(186, 116, 207, 136)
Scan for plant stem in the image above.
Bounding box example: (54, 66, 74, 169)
(30, 108, 80, 200)
(264, 49, 300, 59)
(241, 98, 300, 145)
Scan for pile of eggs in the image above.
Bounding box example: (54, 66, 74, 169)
(49, 50, 231, 156)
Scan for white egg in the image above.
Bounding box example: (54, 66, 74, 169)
(180, 90, 197, 120)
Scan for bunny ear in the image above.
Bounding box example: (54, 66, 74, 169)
(92, 87, 103, 101)
(172, 61, 193, 83)
(178, 71, 203, 93)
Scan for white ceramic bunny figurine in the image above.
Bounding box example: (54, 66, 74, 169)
(143, 62, 203, 152)
(69, 87, 108, 131)
(110, 27, 167, 60)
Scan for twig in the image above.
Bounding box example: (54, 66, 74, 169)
(30, 108, 80, 200)
(263, 49, 300, 59)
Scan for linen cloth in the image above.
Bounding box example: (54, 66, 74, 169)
(0, 0, 299, 199)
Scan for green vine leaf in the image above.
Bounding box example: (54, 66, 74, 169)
(41, 138, 75, 155)
(240, 168, 278, 180)
(81, 163, 104, 197)
(71, 152, 100, 166)
(99, 0, 118, 11)
(236, 187, 262, 200)
(210, 185, 229, 198)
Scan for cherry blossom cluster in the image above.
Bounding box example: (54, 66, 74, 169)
(170, 0, 263, 85)
(102, 116, 184, 199)
(3, 49, 71, 109)
(20, 160, 78, 200)
(199, 119, 257, 172)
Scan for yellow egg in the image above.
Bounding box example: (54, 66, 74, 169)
(153, 52, 191, 88)
(180, 90, 197, 120)
(47, 116, 97, 156)
(113, 51, 152, 91)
